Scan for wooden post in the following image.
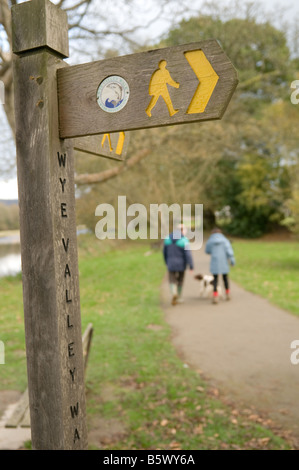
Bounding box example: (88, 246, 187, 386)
(12, 0, 88, 450)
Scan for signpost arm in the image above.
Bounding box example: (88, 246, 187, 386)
(12, 0, 87, 449)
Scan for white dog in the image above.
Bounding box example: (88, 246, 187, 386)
(194, 274, 224, 299)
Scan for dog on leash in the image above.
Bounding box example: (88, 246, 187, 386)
(194, 274, 223, 299)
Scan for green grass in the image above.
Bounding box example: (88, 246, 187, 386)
(230, 240, 299, 316)
(0, 273, 27, 391)
(78, 238, 291, 450)
(0, 236, 294, 450)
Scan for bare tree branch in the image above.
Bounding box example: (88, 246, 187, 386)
(64, 0, 91, 12)
(0, 0, 12, 43)
(75, 148, 151, 185)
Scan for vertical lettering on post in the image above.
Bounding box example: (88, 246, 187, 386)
(70, 402, 79, 418)
(59, 178, 67, 192)
(70, 368, 76, 382)
(61, 202, 67, 217)
(74, 429, 80, 444)
(66, 289, 72, 303)
(64, 264, 71, 278)
(57, 147, 85, 448)
(58, 152, 66, 168)
(62, 238, 69, 252)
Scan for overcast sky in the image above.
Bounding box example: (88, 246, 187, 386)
(132, 0, 299, 46)
(0, 0, 299, 199)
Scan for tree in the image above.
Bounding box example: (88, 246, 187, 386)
(75, 3, 299, 237)
(153, 5, 299, 236)
(3, 0, 299, 238)
(0, 0, 196, 175)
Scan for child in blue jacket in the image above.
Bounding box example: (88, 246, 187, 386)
(163, 224, 194, 305)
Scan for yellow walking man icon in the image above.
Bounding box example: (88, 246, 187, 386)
(146, 60, 180, 117)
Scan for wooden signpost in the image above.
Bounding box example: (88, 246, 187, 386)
(11, 0, 237, 451)
(57, 41, 238, 138)
(12, 0, 87, 450)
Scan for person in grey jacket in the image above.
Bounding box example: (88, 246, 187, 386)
(205, 228, 235, 304)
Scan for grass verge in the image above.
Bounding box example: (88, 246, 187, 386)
(79, 237, 292, 449)
(230, 239, 299, 317)
(0, 235, 294, 450)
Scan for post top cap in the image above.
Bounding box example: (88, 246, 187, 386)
(12, 0, 69, 58)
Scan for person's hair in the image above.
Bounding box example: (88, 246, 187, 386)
(211, 227, 222, 234)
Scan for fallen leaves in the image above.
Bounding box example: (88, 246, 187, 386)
(94, 370, 295, 451)
(169, 441, 182, 450)
(244, 437, 271, 449)
(194, 424, 204, 435)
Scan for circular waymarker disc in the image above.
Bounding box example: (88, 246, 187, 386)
(97, 76, 130, 113)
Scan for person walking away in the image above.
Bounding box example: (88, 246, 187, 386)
(205, 228, 235, 304)
(163, 224, 194, 305)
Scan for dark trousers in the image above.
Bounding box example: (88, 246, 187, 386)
(169, 271, 185, 287)
(213, 274, 229, 292)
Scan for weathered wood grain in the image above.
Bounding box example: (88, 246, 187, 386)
(12, 0, 87, 450)
(12, 0, 68, 58)
(5, 323, 93, 429)
(82, 323, 93, 374)
(5, 389, 29, 429)
(72, 131, 129, 160)
(57, 40, 238, 138)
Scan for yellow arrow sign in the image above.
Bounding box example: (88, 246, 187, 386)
(185, 50, 219, 114)
(58, 40, 238, 138)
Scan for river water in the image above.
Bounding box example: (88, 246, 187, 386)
(0, 233, 21, 278)
(0, 229, 90, 278)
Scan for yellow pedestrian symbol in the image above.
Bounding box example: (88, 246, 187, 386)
(146, 60, 180, 117)
(101, 133, 113, 152)
(101, 131, 125, 155)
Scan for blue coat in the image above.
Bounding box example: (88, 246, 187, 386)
(163, 231, 194, 272)
(205, 233, 235, 275)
